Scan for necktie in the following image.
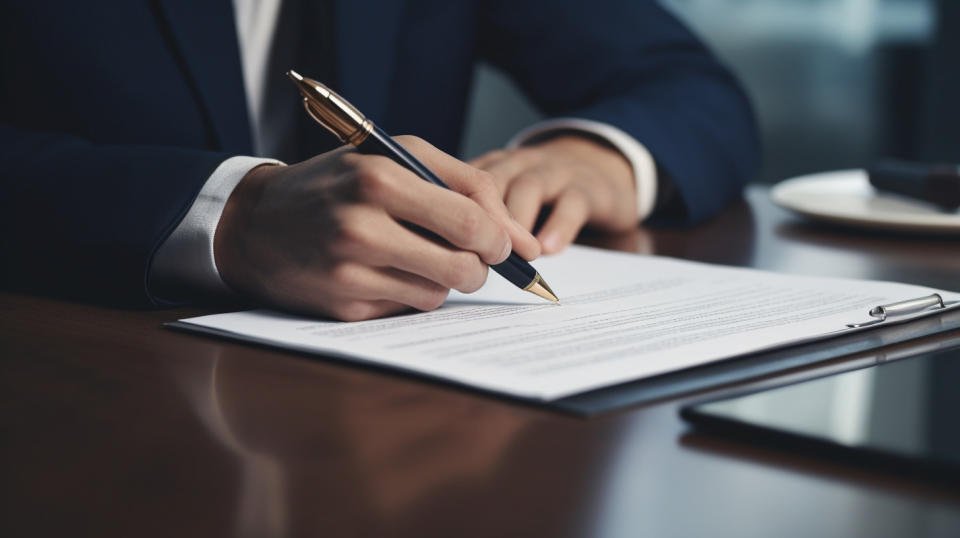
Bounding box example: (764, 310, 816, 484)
(260, 0, 338, 162)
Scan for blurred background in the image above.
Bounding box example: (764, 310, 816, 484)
(461, 0, 959, 184)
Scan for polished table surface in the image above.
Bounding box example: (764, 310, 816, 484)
(2, 187, 960, 537)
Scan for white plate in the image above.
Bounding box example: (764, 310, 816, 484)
(771, 169, 960, 234)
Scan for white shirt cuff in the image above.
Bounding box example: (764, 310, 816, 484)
(149, 155, 282, 301)
(507, 118, 658, 222)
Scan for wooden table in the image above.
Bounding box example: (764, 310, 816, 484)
(2, 187, 959, 537)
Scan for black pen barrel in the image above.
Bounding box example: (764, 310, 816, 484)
(489, 253, 538, 288)
(360, 126, 448, 188)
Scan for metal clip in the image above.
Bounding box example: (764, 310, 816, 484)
(847, 293, 946, 328)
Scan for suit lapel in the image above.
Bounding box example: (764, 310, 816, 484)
(334, 0, 404, 126)
(154, 0, 254, 153)
(153, 0, 402, 153)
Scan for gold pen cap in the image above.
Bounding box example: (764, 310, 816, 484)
(286, 70, 374, 146)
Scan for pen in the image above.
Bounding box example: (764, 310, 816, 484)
(286, 70, 559, 303)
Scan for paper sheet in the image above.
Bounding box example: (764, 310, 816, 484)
(175, 246, 960, 400)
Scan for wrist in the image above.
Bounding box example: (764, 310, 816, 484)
(214, 163, 279, 289)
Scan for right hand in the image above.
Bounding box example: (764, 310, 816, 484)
(214, 136, 541, 321)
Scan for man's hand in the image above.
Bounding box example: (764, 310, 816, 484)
(215, 136, 541, 321)
(470, 135, 638, 254)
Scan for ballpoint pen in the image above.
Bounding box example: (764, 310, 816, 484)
(286, 70, 559, 303)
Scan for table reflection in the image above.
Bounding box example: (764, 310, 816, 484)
(581, 196, 758, 266)
(169, 344, 629, 536)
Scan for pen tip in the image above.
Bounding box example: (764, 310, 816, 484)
(526, 274, 560, 304)
(286, 70, 303, 82)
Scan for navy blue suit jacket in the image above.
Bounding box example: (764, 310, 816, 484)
(0, 0, 759, 305)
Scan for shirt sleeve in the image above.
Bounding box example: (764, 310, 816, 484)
(148, 155, 282, 301)
(506, 117, 658, 222)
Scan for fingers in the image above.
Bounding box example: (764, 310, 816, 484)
(321, 300, 410, 323)
(352, 155, 511, 265)
(536, 188, 591, 254)
(291, 210, 488, 321)
(467, 149, 506, 171)
(470, 148, 541, 195)
(274, 280, 411, 322)
(291, 263, 454, 321)
(492, 161, 597, 253)
(503, 174, 545, 232)
(222, 144, 526, 323)
(474, 147, 607, 254)
(395, 135, 493, 196)
(390, 136, 541, 261)
(334, 205, 490, 293)
(326, 263, 451, 313)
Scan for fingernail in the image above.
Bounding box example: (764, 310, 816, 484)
(498, 240, 512, 262)
(541, 233, 560, 253)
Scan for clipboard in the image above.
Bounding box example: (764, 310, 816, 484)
(552, 294, 960, 415)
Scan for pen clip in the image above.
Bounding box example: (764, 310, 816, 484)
(846, 293, 947, 328)
(302, 97, 346, 144)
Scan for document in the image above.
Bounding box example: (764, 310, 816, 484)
(174, 246, 960, 400)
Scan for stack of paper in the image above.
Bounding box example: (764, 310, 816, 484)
(172, 246, 960, 400)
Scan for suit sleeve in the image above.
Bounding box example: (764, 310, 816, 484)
(0, 124, 232, 306)
(478, 0, 761, 225)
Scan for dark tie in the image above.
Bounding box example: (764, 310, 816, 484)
(260, 0, 338, 163)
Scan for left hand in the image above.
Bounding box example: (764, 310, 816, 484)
(470, 135, 638, 254)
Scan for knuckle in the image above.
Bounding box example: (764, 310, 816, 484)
(456, 209, 484, 241)
(593, 193, 614, 217)
(328, 263, 362, 291)
(512, 173, 542, 193)
(354, 160, 393, 200)
(566, 186, 590, 208)
(517, 146, 545, 166)
(332, 213, 374, 253)
(485, 149, 506, 160)
(471, 169, 499, 195)
(523, 169, 547, 185)
(339, 150, 364, 167)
